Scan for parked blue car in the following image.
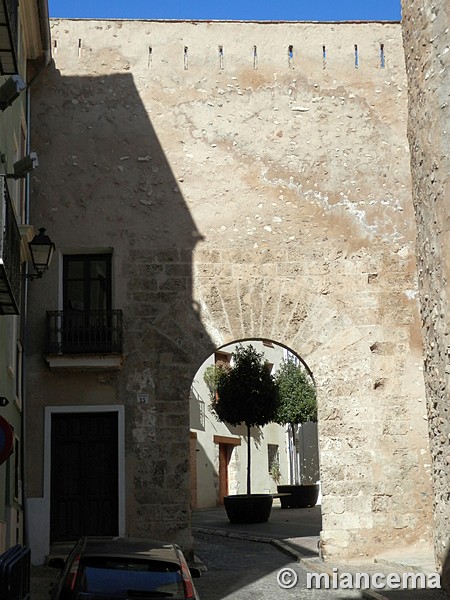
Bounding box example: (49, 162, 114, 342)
(48, 536, 201, 600)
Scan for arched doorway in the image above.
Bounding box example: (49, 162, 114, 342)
(189, 338, 319, 509)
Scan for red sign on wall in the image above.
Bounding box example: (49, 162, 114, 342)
(0, 416, 14, 465)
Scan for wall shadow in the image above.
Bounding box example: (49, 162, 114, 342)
(376, 591, 444, 599)
(28, 62, 215, 551)
(442, 544, 450, 597)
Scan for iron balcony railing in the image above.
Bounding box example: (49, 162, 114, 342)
(0, 177, 21, 314)
(46, 309, 123, 355)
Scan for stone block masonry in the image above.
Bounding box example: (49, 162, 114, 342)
(27, 19, 433, 563)
(401, 0, 450, 582)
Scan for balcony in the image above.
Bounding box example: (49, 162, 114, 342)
(0, 0, 19, 75)
(45, 309, 124, 371)
(0, 177, 20, 315)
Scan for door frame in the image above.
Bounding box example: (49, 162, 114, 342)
(213, 435, 240, 504)
(44, 405, 126, 541)
(218, 444, 230, 505)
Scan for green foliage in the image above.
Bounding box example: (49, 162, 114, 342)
(210, 344, 278, 494)
(269, 459, 281, 483)
(203, 360, 230, 400)
(211, 344, 277, 428)
(274, 358, 317, 426)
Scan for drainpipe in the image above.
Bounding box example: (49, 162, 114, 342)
(21, 0, 52, 548)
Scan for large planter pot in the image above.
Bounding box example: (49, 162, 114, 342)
(224, 494, 273, 524)
(277, 484, 320, 509)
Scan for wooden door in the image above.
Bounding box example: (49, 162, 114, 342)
(218, 444, 230, 505)
(50, 412, 118, 542)
(62, 254, 112, 353)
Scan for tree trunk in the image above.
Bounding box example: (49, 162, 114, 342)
(246, 422, 251, 495)
(288, 424, 294, 484)
(290, 423, 300, 485)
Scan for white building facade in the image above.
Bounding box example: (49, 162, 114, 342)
(189, 340, 320, 508)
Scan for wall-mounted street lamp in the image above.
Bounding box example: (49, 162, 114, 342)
(1, 152, 39, 178)
(10, 152, 38, 179)
(25, 228, 56, 280)
(0, 75, 26, 111)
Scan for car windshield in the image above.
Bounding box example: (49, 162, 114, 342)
(77, 556, 185, 599)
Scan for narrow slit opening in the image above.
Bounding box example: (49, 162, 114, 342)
(253, 45, 258, 69)
(184, 46, 188, 70)
(354, 44, 359, 69)
(148, 46, 153, 68)
(218, 45, 224, 69)
(288, 45, 294, 68)
(322, 45, 326, 69)
(380, 43, 385, 68)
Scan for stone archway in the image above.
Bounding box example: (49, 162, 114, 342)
(189, 245, 433, 560)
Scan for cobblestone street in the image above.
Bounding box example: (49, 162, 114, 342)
(30, 503, 444, 600)
(193, 532, 363, 599)
(195, 533, 445, 600)
(30, 533, 361, 600)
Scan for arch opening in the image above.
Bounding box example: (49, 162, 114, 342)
(189, 337, 320, 511)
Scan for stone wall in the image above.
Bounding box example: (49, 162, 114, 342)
(27, 19, 433, 561)
(401, 0, 450, 574)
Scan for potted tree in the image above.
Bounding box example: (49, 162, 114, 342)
(209, 344, 278, 523)
(274, 358, 319, 508)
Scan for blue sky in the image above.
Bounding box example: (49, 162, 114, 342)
(48, 0, 402, 22)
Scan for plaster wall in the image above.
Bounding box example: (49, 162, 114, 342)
(0, 0, 48, 552)
(27, 19, 433, 561)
